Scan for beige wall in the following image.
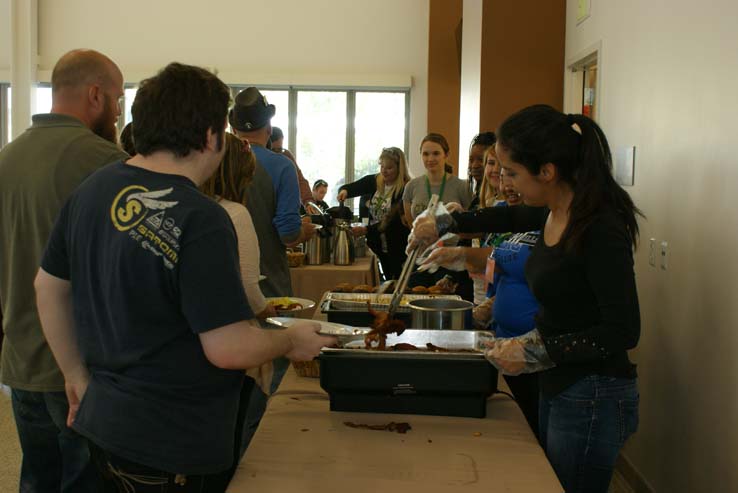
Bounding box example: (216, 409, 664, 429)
(565, 1, 738, 491)
(5, 0, 430, 169)
(0, 0, 9, 79)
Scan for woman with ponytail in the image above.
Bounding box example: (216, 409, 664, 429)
(411, 105, 642, 492)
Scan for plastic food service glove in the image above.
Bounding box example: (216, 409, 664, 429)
(481, 329, 555, 376)
(417, 246, 467, 273)
(406, 202, 456, 253)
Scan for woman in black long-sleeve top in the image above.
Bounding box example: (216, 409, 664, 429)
(338, 147, 410, 280)
(412, 105, 641, 493)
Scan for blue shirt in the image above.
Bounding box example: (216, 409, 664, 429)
(252, 145, 302, 242)
(489, 231, 541, 338)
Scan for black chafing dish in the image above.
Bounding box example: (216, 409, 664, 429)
(318, 329, 497, 418)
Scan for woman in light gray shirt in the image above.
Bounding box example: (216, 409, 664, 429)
(403, 133, 473, 222)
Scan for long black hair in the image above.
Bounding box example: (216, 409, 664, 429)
(496, 104, 642, 251)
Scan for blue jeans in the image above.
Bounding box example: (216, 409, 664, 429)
(11, 389, 98, 493)
(539, 376, 639, 493)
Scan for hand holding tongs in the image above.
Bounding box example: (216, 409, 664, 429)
(387, 194, 441, 318)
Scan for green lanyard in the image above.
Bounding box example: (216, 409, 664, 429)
(425, 172, 447, 202)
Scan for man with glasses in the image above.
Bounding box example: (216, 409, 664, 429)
(0, 49, 128, 492)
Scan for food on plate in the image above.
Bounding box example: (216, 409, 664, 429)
(343, 421, 412, 434)
(411, 286, 429, 294)
(352, 284, 374, 293)
(268, 297, 304, 311)
(333, 282, 355, 293)
(364, 302, 406, 350)
(427, 285, 445, 294)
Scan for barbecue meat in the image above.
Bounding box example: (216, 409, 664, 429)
(364, 302, 406, 350)
(343, 421, 412, 434)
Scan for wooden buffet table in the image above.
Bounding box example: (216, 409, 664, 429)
(228, 370, 562, 493)
(290, 255, 379, 317)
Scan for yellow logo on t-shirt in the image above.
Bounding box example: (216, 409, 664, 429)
(110, 185, 178, 232)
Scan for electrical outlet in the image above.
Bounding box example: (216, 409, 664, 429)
(649, 238, 656, 267)
(660, 241, 668, 270)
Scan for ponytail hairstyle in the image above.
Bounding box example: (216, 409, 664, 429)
(496, 104, 642, 251)
(420, 132, 450, 154)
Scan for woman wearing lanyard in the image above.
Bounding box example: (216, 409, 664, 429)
(402, 133, 472, 224)
(403, 133, 473, 296)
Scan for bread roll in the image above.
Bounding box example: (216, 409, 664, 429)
(352, 284, 374, 293)
(333, 283, 354, 293)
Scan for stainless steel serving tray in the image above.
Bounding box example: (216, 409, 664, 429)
(321, 329, 492, 359)
(322, 292, 461, 313)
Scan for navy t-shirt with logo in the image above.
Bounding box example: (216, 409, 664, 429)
(41, 161, 253, 474)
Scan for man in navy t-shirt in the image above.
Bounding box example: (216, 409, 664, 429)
(34, 63, 334, 492)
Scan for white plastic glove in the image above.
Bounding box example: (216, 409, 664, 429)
(406, 202, 456, 253)
(417, 246, 467, 273)
(444, 202, 464, 213)
(481, 329, 555, 376)
(472, 297, 494, 329)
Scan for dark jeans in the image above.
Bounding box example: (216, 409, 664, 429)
(228, 376, 255, 479)
(11, 388, 97, 493)
(539, 375, 639, 493)
(503, 373, 540, 440)
(89, 442, 230, 492)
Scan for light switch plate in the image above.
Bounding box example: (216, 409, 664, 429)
(660, 241, 668, 270)
(649, 238, 656, 267)
(615, 146, 636, 187)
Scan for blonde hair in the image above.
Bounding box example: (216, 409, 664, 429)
(478, 147, 503, 207)
(200, 133, 256, 203)
(375, 147, 410, 200)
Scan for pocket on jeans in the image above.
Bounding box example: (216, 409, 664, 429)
(618, 398, 639, 443)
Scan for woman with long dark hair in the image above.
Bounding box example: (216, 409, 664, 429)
(410, 105, 641, 492)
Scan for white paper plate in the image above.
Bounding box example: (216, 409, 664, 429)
(265, 317, 370, 343)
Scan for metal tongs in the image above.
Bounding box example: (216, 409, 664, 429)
(387, 194, 441, 318)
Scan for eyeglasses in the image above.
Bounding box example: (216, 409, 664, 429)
(314, 180, 328, 188)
